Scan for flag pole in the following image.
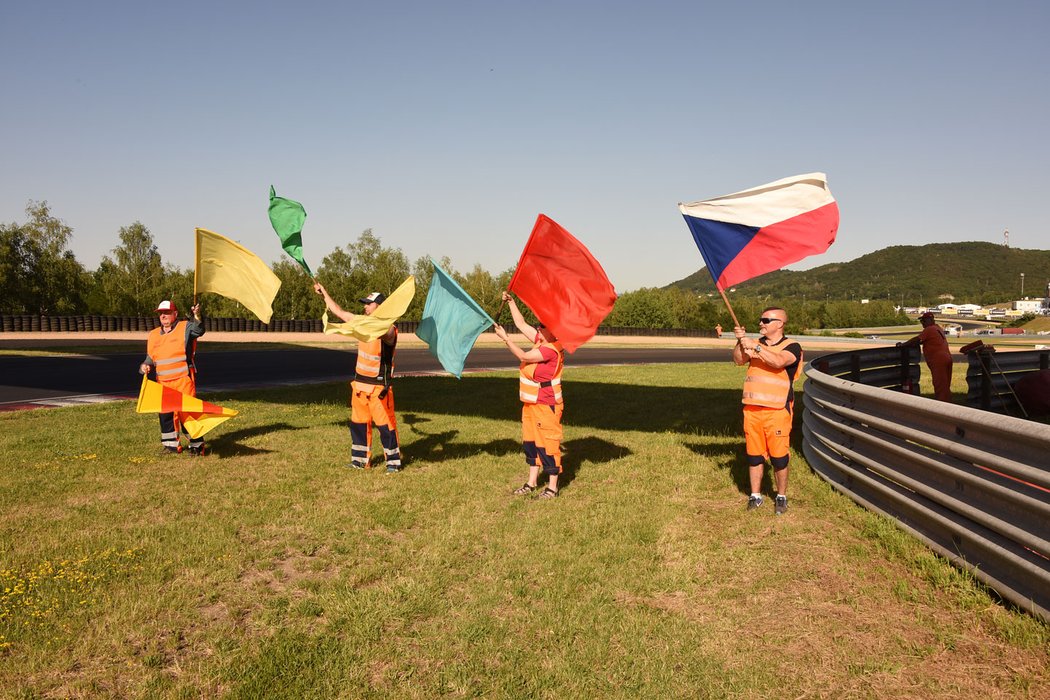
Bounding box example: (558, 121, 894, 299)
(717, 286, 741, 329)
(193, 227, 200, 303)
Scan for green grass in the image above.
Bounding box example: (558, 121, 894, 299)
(1, 364, 1046, 698)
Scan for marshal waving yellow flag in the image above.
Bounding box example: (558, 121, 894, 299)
(195, 228, 282, 323)
(322, 276, 416, 341)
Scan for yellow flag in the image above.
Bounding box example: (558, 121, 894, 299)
(136, 375, 238, 439)
(322, 276, 416, 341)
(195, 228, 282, 324)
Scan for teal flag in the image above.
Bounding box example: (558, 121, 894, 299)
(417, 260, 495, 378)
(268, 185, 312, 276)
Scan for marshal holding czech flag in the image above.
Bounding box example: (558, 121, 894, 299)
(135, 374, 238, 440)
(678, 172, 838, 324)
(507, 214, 617, 353)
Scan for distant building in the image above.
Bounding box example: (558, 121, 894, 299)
(1014, 299, 1045, 314)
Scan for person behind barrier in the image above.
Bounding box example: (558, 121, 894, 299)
(733, 307, 802, 515)
(898, 311, 953, 402)
(493, 291, 565, 500)
(139, 300, 206, 454)
(313, 282, 403, 473)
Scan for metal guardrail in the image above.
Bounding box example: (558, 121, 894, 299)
(802, 349, 1050, 622)
(965, 348, 1050, 413)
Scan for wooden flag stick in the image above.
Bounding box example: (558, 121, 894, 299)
(717, 286, 741, 329)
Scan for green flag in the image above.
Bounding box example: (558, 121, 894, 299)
(268, 185, 312, 276)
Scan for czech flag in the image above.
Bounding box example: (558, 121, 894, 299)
(678, 173, 839, 291)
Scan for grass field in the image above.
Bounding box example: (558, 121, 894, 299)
(1, 364, 1047, 698)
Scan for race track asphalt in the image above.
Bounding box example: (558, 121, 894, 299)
(0, 345, 832, 409)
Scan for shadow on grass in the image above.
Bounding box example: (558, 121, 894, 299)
(558, 435, 632, 491)
(287, 376, 742, 435)
(394, 376, 744, 434)
(207, 422, 305, 458)
(683, 408, 807, 497)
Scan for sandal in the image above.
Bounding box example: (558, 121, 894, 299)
(539, 487, 558, 499)
(512, 483, 536, 495)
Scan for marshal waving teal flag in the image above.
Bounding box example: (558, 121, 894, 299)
(417, 260, 495, 378)
(268, 185, 312, 276)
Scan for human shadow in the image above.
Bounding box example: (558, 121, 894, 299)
(681, 439, 772, 497)
(392, 376, 743, 434)
(402, 429, 521, 466)
(682, 406, 806, 497)
(558, 435, 632, 490)
(206, 422, 304, 458)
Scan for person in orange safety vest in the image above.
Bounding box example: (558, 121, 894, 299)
(733, 306, 802, 516)
(898, 311, 953, 402)
(493, 291, 565, 499)
(139, 300, 206, 454)
(313, 282, 403, 473)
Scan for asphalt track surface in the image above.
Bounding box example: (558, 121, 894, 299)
(0, 345, 830, 409)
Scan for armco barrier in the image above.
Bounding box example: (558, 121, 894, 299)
(803, 348, 1050, 622)
(964, 347, 1050, 414)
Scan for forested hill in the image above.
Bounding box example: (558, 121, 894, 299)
(668, 242, 1050, 306)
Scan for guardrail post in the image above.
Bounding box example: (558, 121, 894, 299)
(899, 345, 913, 394)
(977, 350, 994, 411)
(850, 354, 861, 382)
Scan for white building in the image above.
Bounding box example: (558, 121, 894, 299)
(1013, 298, 1046, 314)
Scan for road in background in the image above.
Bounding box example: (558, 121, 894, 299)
(0, 345, 831, 409)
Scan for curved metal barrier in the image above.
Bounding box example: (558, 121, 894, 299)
(802, 347, 1050, 622)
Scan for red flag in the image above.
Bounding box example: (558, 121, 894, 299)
(508, 214, 617, 353)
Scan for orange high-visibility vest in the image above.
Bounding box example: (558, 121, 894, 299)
(519, 341, 564, 404)
(354, 332, 396, 387)
(742, 338, 802, 409)
(147, 321, 193, 381)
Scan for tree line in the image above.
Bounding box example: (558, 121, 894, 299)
(2, 200, 909, 333)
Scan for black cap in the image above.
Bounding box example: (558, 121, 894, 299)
(358, 292, 386, 305)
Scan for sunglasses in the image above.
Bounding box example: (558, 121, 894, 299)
(758, 317, 782, 324)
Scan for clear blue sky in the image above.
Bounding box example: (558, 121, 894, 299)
(2, 1, 1047, 293)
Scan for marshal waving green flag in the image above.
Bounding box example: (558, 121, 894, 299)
(268, 185, 312, 276)
(417, 260, 495, 378)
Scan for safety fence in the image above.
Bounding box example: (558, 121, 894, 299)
(0, 314, 324, 333)
(803, 347, 1050, 622)
(964, 347, 1050, 414)
(0, 314, 719, 338)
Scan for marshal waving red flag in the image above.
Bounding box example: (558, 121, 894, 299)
(508, 214, 617, 353)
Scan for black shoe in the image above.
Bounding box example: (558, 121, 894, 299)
(774, 495, 788, 515)
(163, 445, 180, 454)
(188, 445, 206, 456)
(747, 495, 763, 511)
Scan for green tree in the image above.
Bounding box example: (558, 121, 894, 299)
(457, 264, 506, 319)
(316, 230, 412, 313)
(92, 222, 167, 315)
(606, 288, 678, 328)
(0, 201, 87, 314)
(0, 227, 34, 313)
(272, 259, 322, 320)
